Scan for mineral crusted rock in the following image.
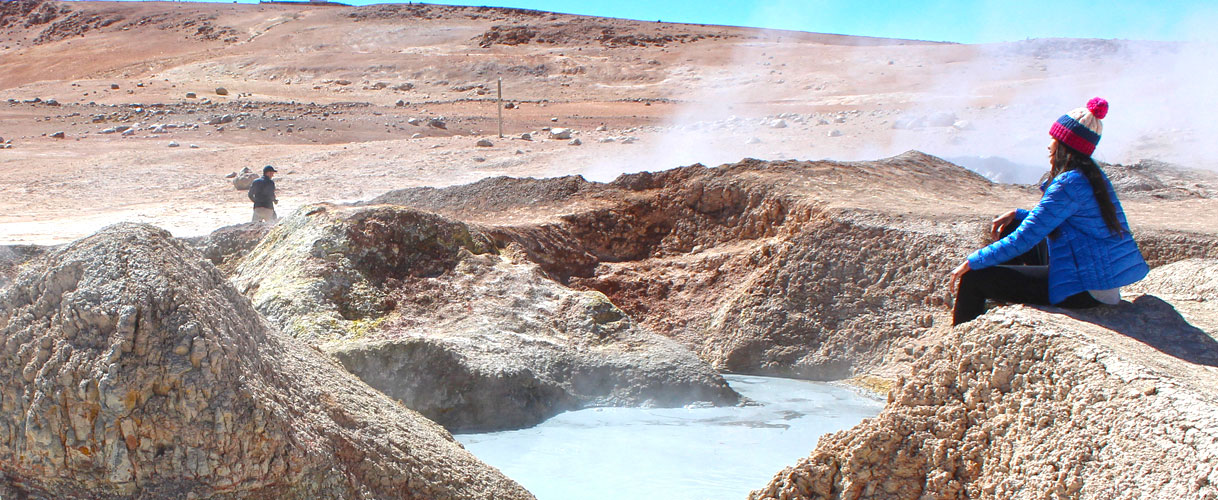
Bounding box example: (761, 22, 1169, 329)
(371, 154, 972, 380)
(749, 260, 1218, 500)
(231, 204, 739, 431)
(185, 222, 273, 273)
(0, 224, 534, 499)
(368, 152, 1218, 383)
(0, 245, 47, 290)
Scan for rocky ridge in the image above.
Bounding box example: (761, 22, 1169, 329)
(373, 152, 1218, 381)
(749, 259, 1218, 498)
(0, 224, 532, 499)
(230, 204, 738, 431)
(4, 153, 1218, 497)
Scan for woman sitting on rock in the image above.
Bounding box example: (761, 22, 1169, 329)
(949, 98, 1149, 325)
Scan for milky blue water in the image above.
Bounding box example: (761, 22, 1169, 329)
(455, 374, 884, 500)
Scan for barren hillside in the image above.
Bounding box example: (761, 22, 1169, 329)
(4, 2, 1218, 499)
(2, 0, 1209, 244)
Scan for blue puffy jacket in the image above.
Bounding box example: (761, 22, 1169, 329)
(967, 169, 1149, 304)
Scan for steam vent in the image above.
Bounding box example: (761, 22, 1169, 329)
(5, 0, 1218, 498)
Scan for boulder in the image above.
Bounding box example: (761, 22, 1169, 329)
(205, 114, 233, 126)
(549, 128, 572, 140)
(770, 119, 787, 129)
(185, 92, 196, 99)
(0, 224, 533, 499)
(230, 205, 740, 431)
(232, 167, 258, 190)
(50, 131, 65, 139)
(215, 87, 228, 96)
(167, 141, 179, 147)
(407, 117, 421, 125)
(476, 138, 494, 147)
(568, 138, 582, 146)
(428, 117, 447, 129)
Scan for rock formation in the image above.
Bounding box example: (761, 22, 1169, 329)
(184, 222, 272, 274)
(749, 272, 1218, 499)
(5, 151, 1216, 497)
(230, 204, 739, 431)
(370, 152, 1218, 384)
(0, 245, 48, 291)
(370, 153, 1000, 379)
(0, 224, 533, 499)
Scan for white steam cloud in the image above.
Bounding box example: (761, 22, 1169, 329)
(577, 3, 1218, 185)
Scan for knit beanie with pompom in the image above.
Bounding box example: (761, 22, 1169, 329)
(1050, 97, 1107, 156)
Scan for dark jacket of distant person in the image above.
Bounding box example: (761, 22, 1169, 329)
(248, 175, 276, 209)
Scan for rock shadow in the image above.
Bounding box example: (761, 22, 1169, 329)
(1063, 294, 1218, 367)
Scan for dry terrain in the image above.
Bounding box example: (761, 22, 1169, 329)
(2, 0, 1212, 244)
(4, 2, 1218, 499)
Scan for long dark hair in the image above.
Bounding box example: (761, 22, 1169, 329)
(1043, 140, 1124, 236)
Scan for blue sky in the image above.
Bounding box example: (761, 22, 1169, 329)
(146, 0, 1218, 44)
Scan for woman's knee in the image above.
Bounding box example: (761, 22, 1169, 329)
(957, 269, 982, 294)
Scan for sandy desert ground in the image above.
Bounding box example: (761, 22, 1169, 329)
(2, 0, 1215, 245)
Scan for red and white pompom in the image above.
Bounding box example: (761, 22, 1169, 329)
(1087, 97, 1109, 119)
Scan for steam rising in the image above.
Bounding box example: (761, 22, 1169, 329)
(579, 6, 1218, 185)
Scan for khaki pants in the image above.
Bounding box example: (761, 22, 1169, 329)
(252, 207, 277, 223)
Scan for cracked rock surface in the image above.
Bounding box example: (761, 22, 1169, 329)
(0, 223, 533, 499)
(231, 204, 738, 432)
(750, 261, 1218, 500)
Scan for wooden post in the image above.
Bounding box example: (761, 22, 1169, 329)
(497, 78, 503, 138)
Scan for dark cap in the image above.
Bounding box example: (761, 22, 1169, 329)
(263, 165, 278, 173)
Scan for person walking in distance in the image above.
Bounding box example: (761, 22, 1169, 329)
(248, 165, 278, 223)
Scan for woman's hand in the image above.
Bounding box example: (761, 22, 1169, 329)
(990, 209, 1019, 240)
(949, 260, 971, 295)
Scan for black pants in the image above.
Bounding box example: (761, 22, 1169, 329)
(952, 223, 1096, 326)
(952, 265, 1101, 325)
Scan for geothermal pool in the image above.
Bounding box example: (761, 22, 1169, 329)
(455, 374, 884, 500)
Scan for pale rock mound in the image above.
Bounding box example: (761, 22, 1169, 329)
(750, 260, 1218, 500)
(186, 222, 273, 274)
(0, 224, 533, 499)
(0, 245, 48, 290)
(231, 205, 739, 432)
